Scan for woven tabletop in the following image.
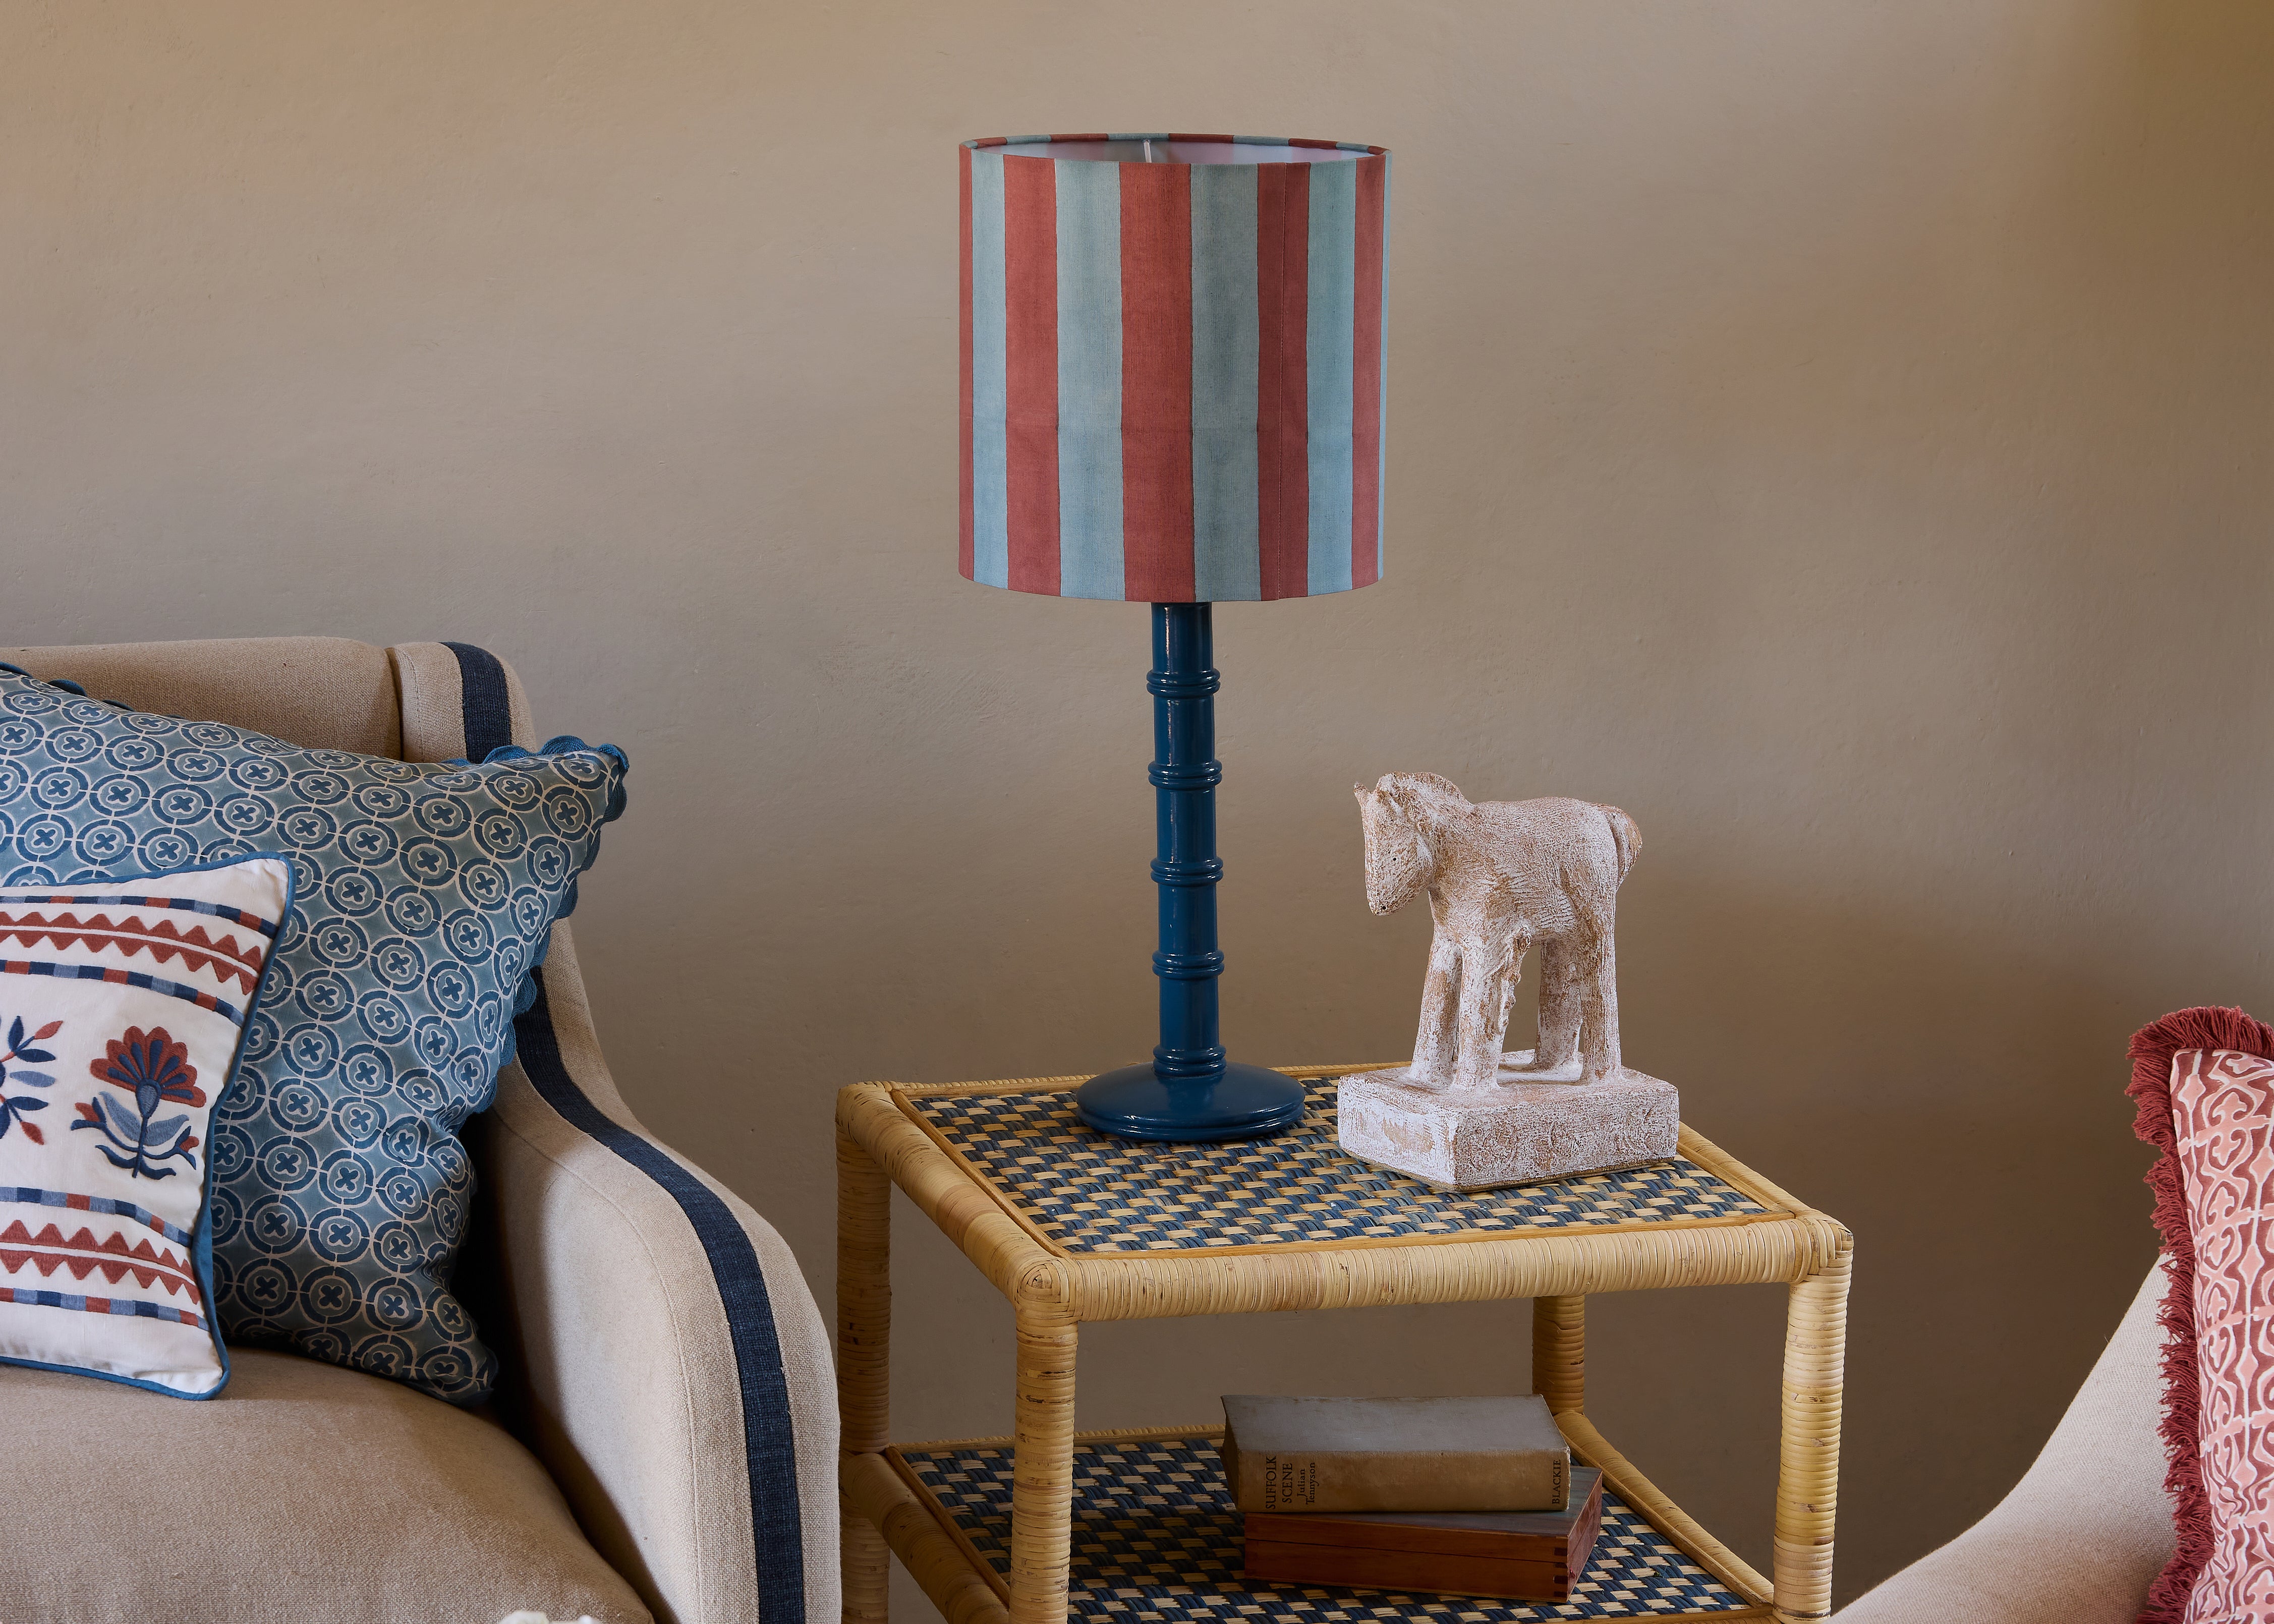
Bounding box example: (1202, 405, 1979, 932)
(896, 1434, 1759, 1623)
(898, 1077, 1786, 1254)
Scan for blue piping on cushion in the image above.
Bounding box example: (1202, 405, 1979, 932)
(444, 736, 633, 831)
(446, 640, 805, 1624)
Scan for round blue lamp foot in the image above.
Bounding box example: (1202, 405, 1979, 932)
(1075, 1061, 1306, 1142)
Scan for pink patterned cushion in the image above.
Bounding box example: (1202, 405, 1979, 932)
(2172, 1049, 2274, 1622)
(2130, 1008, 2274, 1623)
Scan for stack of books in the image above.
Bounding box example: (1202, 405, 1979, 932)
(1220, 1395, 1605, 1603)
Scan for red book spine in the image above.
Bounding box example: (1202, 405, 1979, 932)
(1242, 1468, 1606, 1601)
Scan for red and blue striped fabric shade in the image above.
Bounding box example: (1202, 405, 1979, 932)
(959, 134, 1389, 603)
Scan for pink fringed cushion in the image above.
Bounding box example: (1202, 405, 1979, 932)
(2129, 1007, 2274, 1623)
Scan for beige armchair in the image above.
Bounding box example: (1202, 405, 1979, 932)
(0, 638, 837, 1624)
(1833, 1264, 2174, 1621)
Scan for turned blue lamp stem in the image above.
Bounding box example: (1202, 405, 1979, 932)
(1073, 603, 1307, 1141)
(1149, 602, 1226, 1081)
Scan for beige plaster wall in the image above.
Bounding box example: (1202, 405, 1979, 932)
(6, 0, 2271, 1606)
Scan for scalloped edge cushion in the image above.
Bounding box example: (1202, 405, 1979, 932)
(2126, 1006, 2274, 1623)
(0, 852, 294, 1396)
(0, 663, 627, 1403)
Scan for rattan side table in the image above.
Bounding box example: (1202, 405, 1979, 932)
(835, 1068, 1851, 1624)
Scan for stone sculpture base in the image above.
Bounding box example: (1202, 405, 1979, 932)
(1337, 1053, 1679, 1191)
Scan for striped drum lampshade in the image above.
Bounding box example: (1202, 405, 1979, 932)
(955, 133, 1391, 1143)
(958, 134, 1389, 601)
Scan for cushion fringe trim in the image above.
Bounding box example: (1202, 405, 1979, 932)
(2124, 1004, 2274, 1624)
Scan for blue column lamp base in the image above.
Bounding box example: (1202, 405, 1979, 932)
(1071, 602, 1307, 1143)
(1076, 1060, 1306, 1142)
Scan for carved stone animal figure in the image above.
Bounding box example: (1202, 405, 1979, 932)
(1354, 773, 1639, 1093)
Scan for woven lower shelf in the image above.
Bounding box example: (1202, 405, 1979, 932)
(879, 1427, 1771, 1624)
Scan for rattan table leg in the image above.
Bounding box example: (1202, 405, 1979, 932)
(840, 1130, 894, 1624)
(1771, 1242, 1851, 1623)
(1531, 1294, 1585, 1413)
(1009, 1312, 1079, 1624)
(843, 1505, 893, 1624)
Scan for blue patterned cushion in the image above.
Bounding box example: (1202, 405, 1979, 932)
(0, 665, 627, 1403)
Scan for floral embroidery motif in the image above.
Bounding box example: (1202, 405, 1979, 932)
(0, 1015, 61, 1145)
(74, 1027, 203, 1179)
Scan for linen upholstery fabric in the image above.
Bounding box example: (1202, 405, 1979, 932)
(2127, 1007, 2274, 1623)
(0, 636, 402, 759)
(391, 639, 536, 766)
(1831, 1265, 2174, 1622)
(0, 662, 629, 1403)
(0, 1347, 652, 1624)
(394, 644, 839, 1624)
(0, 854, 291, 1395)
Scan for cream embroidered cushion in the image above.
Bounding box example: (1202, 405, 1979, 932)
(0, 854, 291, 1396)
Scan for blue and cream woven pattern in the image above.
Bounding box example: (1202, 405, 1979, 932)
(0, 665, 627, 1403)
(902, 1080, 1782, 1252)
(897, 1434, 1760, 1621)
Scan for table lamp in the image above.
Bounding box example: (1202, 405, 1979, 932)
(959, 131, 1389, 1141)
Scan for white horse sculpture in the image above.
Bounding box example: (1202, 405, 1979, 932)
(1355, 773, 1639, 1093)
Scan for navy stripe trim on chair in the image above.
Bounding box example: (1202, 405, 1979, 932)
(515, 977, 808, 1624)
(443, 641, 517, 761)
(451, 642, 805, 1624)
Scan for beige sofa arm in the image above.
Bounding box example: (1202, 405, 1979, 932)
(1834, 1264, 2173, 1622)
(389, 639, 837, 1622)
(481, 924, 840, 1624)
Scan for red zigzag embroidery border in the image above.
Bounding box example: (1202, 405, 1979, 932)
(0, 1217, 202, 1303)
(0, 912, 264, 993)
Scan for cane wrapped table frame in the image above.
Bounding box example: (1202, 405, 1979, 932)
(837, 1068, 1851, 1624)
